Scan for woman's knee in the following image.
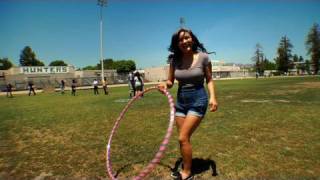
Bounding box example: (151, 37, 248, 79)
(178, 134, 190, 145)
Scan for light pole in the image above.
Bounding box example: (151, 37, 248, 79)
(98, 0, 107, 82)
(179, 17, 185, 29)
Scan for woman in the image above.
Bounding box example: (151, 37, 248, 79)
(158, 28, 218, 180)
(134, 71, 144, 96)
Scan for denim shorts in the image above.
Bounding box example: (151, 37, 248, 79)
(175, 85, 208, 118)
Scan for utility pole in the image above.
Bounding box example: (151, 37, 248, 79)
(98, 0, 107, 82)
(179, 17, 185, 29)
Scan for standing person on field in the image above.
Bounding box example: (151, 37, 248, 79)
(102, 77, 108, 95)
(71, 79, 77, 96)
(128, 71, 136, 97)
(60, 80, 65, 94)
(28, 81, 36, 96)
(6, 83, 13, 98)
(93, 79, 99, 95)
(158, 28, 218, 180)
(134, 71, 144, 96)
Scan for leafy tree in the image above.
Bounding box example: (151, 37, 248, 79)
(84, 59, 136, 73)
(305, 59, 311, 74)
(264, 58, 276, 70)
(97, 59, 115, 70)
(305, 23, 320, 74)
(297, 56, 306, 73)
(49, 60, 68, 66)
(252, 43, 265, 75)
(292, 54, 306, 74)
(299, 56, 304, 62)
(275, 36, 293, 74)
(124, 60, 136, 72)
(114, 60, 136, 73)
(0, 57, 13, 70)
(19, 46, 45, 66)
(82, 65, 98, 70)
(104, 59, 115, 69)
(292, 54, 299, 63)
(97, 59, 136, 73)
(291, 54, 299, 70)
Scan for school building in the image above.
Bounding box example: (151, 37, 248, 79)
(143, 60, 253, 82)
(1, 60, 254, 91)
(0, 66, 125, 91)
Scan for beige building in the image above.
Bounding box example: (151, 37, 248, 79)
(144, 65, 169, 82)
(211, 60, 243, 78)
(143, 60, 245, 82)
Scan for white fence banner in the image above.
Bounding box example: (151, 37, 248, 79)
(21, 66, 69, 74)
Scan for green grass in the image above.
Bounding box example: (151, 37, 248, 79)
(0, 76, 319, 179)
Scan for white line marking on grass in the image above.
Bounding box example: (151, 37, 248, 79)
(241, 99, 291, 103)
(114, 99, 131, 103)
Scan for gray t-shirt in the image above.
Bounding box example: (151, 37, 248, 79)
(172, 52, 210, 86)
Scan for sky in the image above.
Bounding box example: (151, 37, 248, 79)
(1, 0, 320, 69)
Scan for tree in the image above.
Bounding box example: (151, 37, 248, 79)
(97, 59, 136, 73)
(113, 60, 136, 73)
(275, 36, 293, 74)
(252, 43, 265, 75)
(84, 59, 136, 73)
(305, 59, 311, 74)
(49, 60, 68, 66)
(264, 58, 276, 70)
(19, 46, 45, 66)
(305, 23, 320, 74)
(297, 56, 306, 73)
(291, 54, 299, 71)
(104, 59, 115, 69)
(292, 54, 307, 74)
(0, 58, 13, 70)
(82, 65, 97, 70)
(97, 59, 115, 70)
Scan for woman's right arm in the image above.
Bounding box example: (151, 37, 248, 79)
(159, 63, 174, 90)
(166, 63, 175, 89)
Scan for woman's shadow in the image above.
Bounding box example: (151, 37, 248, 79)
(114, 158, 217, 178)
(171, 157, 218, 176)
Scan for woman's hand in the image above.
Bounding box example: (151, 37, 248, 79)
(157, 82, 167, 94)
(209, 97, 218, 112)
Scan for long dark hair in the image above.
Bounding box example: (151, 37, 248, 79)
(134, 71, 142, 83)
(168, 28, 207, 64)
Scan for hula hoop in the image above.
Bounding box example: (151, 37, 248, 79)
(106, 86, 175, 180)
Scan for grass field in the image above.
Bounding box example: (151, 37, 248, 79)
(0, 76, 319, 179)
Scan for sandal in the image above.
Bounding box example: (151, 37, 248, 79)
(171, 171, 180, 179)
(171, 159, 183, 178)
(181, 174, 194, 180)
(172, 172, 194, 180)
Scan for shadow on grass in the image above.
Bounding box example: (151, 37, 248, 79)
(172, 157, 218, 177)
(114, 160, 144, 178)
(114, 160, 173, 178)
(114, 157, 217, 178)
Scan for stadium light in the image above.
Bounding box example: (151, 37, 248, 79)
(98, 0, 107, 82)
(180, 17, 185, 28)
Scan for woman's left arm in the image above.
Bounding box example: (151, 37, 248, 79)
(204, 62, 218, 112)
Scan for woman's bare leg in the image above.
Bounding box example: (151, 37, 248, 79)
(175, 115, 202, 179)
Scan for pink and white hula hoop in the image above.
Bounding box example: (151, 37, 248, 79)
(106, 86, 175, 180)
